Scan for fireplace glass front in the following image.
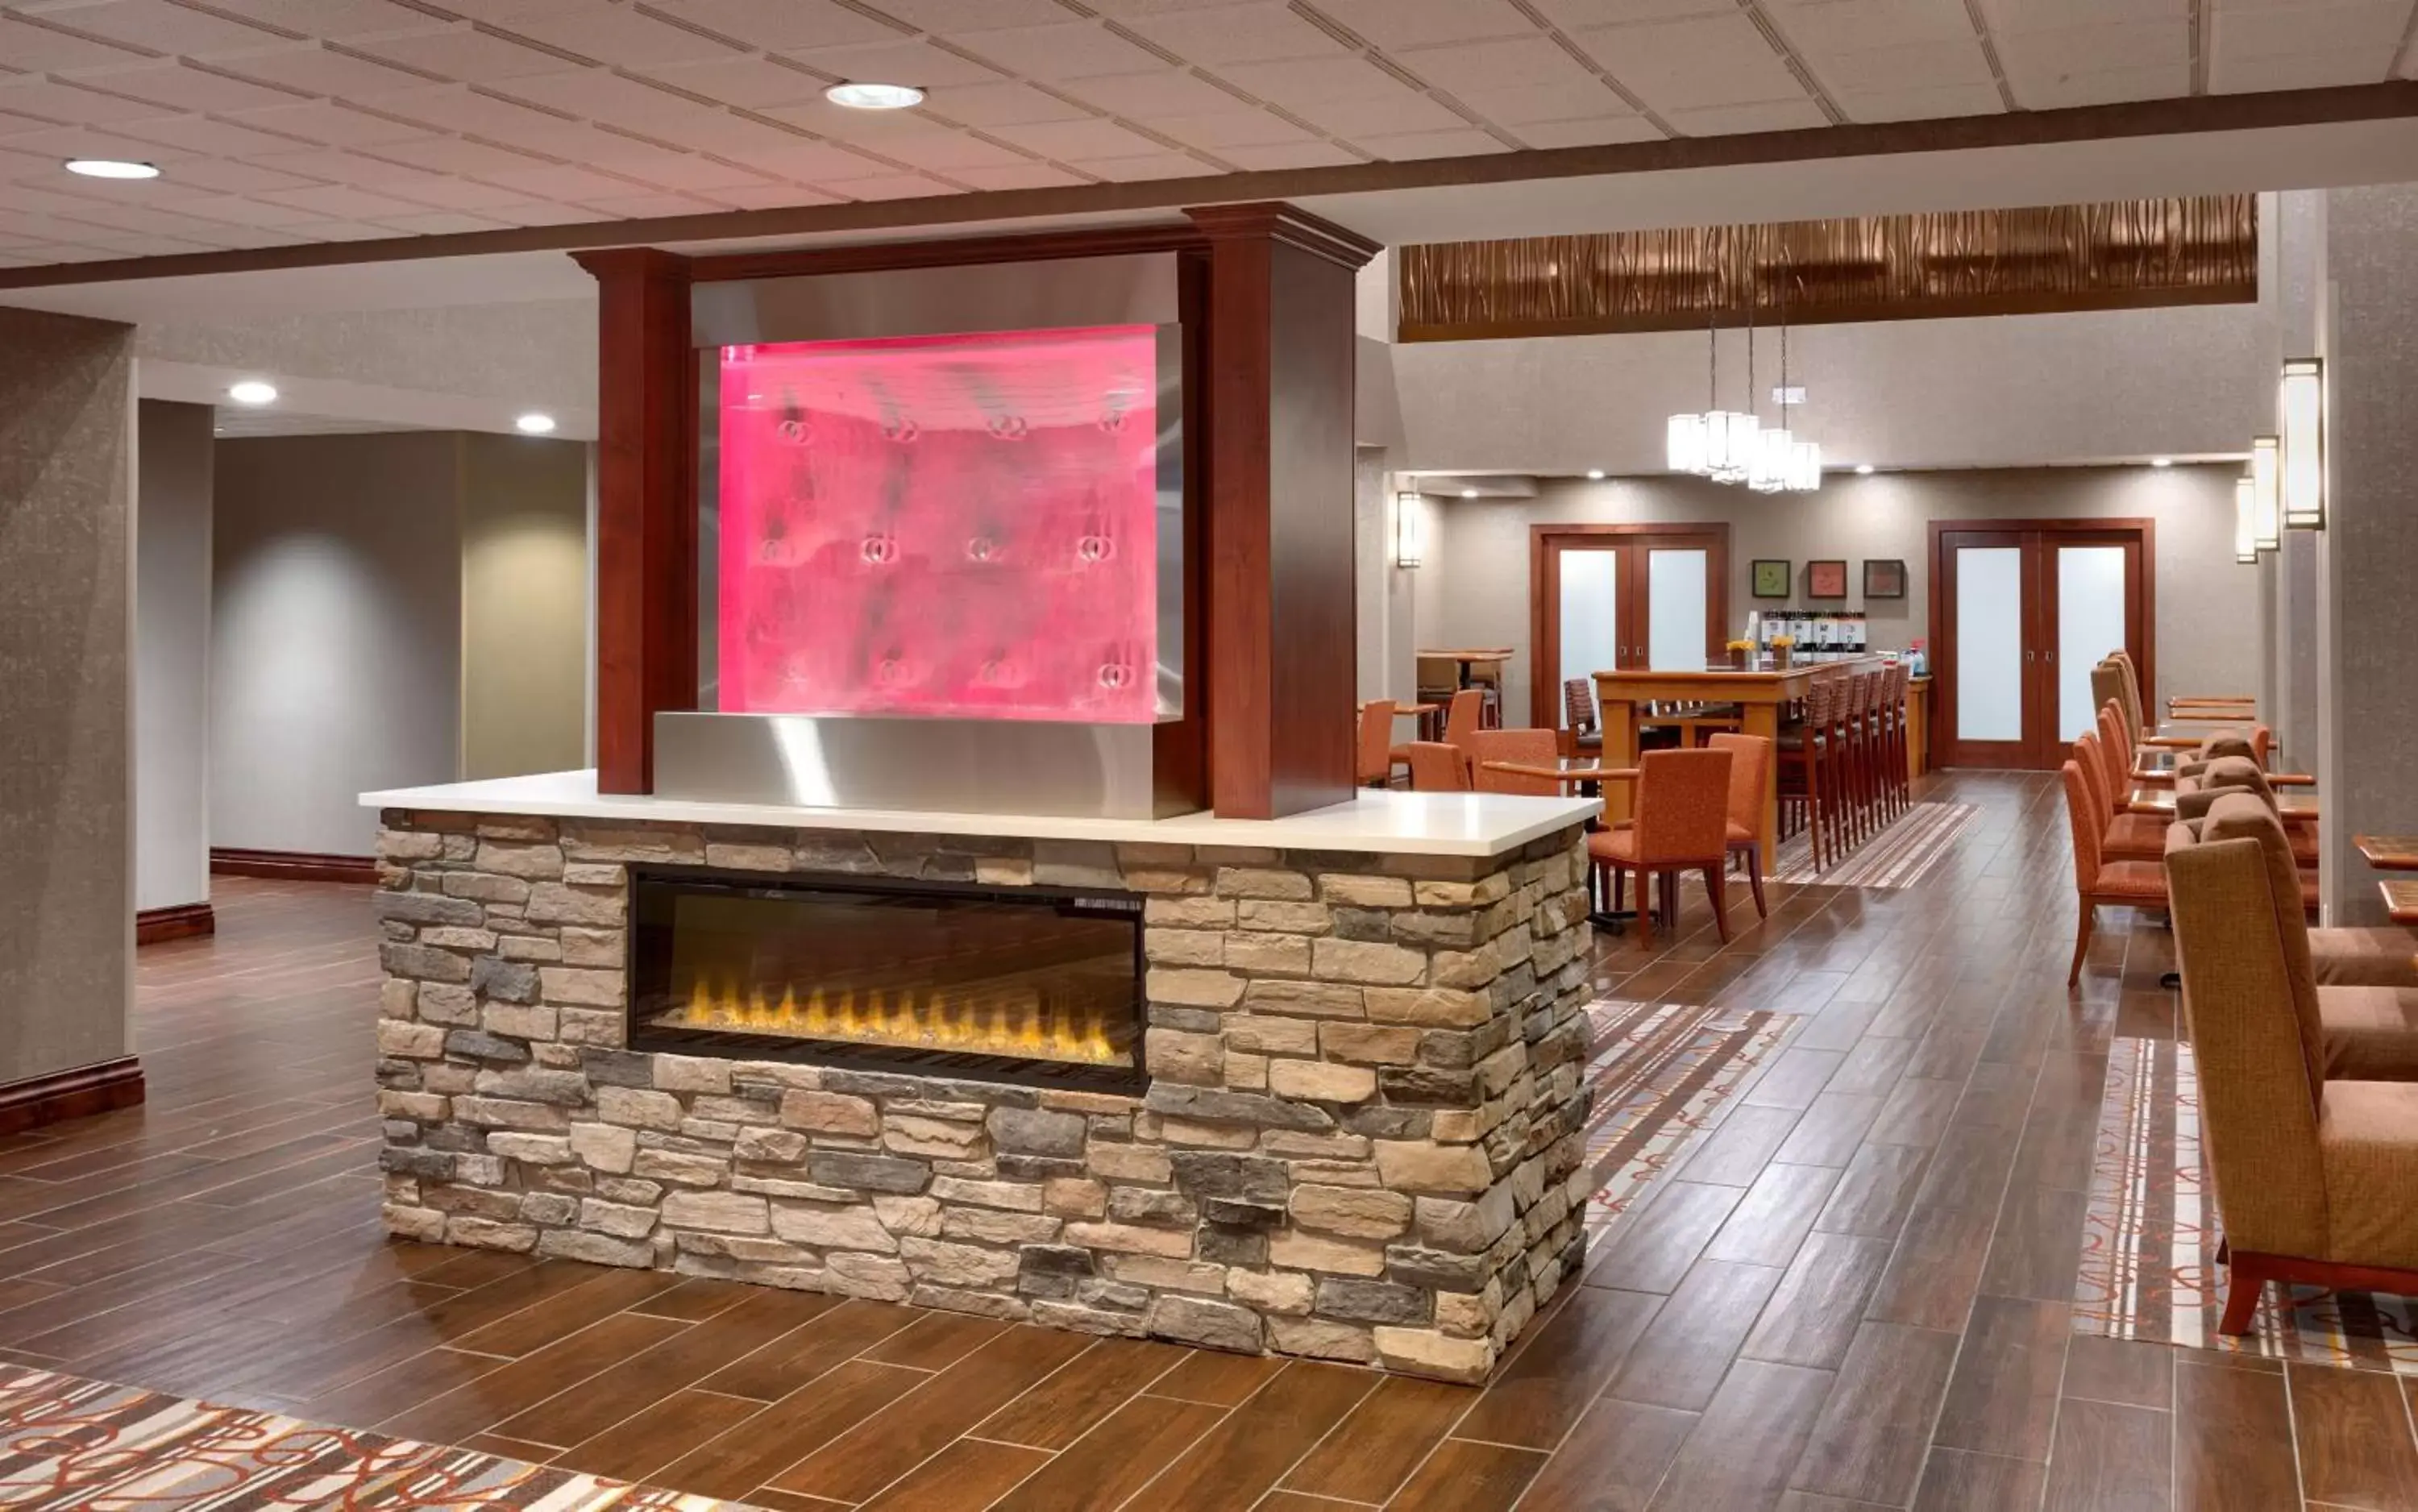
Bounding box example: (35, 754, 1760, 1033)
(628, 869, 1145, 1090)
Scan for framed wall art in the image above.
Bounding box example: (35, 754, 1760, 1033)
(1807, 559, 1848, 598)
(1863, 558, 1907, 600)
(1751, 559, 1792, 599)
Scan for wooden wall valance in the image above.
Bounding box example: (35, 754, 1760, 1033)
(1398, 194, 2257, 343)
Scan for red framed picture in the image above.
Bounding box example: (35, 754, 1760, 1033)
(1807, 559, 1848, 598)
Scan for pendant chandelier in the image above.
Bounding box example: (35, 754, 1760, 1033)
(1664, 255, 1819, 492)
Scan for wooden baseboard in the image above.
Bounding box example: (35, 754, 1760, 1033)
(0, 1057, 144, 1136)
(135, 901, 215, 945)
(210, 847, 379, 885)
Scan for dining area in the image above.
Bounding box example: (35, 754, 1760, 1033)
(1356, 652, 1928, 941)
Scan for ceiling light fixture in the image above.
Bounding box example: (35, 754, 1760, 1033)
(2279, 357, 2325, 530)
(516, 412, 557, 434)
(1586, 468, 1605, 480)
(1855, 463, 1875, 476)
(226, 380, 277, 406)
(65, 157, 158, 180)
(825, 81, 924, 110)
(2149, 456, 2173, 467)
(1460, 488, 1478, 498)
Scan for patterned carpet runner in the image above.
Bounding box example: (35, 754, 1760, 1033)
(1769, 800, 1977, 888)
(2074, 1036, 2418, 1373)
(0, 1363, 750, 1510)
(1581, 999, 1789, 1246)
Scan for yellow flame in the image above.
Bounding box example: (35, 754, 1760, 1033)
(667, 970, 1121, 1065)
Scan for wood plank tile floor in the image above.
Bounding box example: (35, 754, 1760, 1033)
(10, 771, 2409, 1509)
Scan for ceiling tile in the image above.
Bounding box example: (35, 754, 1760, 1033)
(219, 99, 438, 146)
(365, 135, 555, 176)
(1144, 109, 1315, 147)
(1572, 13, 1810, 111)
(636, 0, 899, 48)
(354, 168, 534, 206)
(1088, 0, 1285, 13)
(358, 85, 577, 138)
(478, 195, 617, 222)
(878, 0, 1078, 25)
(1995, 19, 2188, 77)
(949, 23, 1174, 81)
(629, 53, 829, 108)
(175, 0, 453, 39)
(986, 115, 1165, 158)
(1806, 35, 1996, 92)
(1053, 69, 1247, 118)
(1513, 112, 1663, 144)
(252, 181, 445, 217)
(1835, 78, 2008, 121)
(2211, 47, 2393, 92)
(373, 207, 515, 232)
(1452, 81, 1636, 126)
(1215, 137, 1362, 168)
(1977, 0, 2184, 34)
(2211, 0, 2406, 59)
(907, 78, 1091, 127)
(2004, 60, 2190, 108)
(0, 14, 160, 70)
(1351, 126, 1509, 159)
(709, 138, 896, 181)
(1219, 54, 1406, 109)
(1286, 86, 1467, 138)
(347, 25, 584, 81)
(943, 160, 1090, 189)
(1764, 0, 1975, 53)
(783, 37, 1008, 89)
(469, 160, 645, 197)
(1527, 0, 1733, 26)
(203, 44, 435, 97)
(696, 180, 843, 207)
(241, 145, 442, 185)
(490, 66, 712, 131)
(35, 0, 299, 54)
(109, 114, 317, 157)
(1120, 3, 1350, 66)
(1066, 150, 1222, 179)
(857, 127, 1037, 170)
(1662, 98, 1830, 133)
(69, 60, 310, 112)
(816, 170, 951, 199)
(499, 6, 749, 67)
(1304, 0, 1539, 48)
(1392, 35, 1602, 95)
(0, 77, 169, 126)
(566, 189, 717, 217)
(147, 190, 327, 224)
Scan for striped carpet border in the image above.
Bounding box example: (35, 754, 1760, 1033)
(1769, 800, 1978, 888)
(1581, 999, 1789, 1246)
(2073, 1036, 2418, 1373)
(0, 1362, 752, 1510)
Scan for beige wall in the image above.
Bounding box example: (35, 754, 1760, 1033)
(460, 434, 589, 781)
(0, 306, 133, 1085)
(1409, 464, 2257, 736)
(135, 400, 214, 913)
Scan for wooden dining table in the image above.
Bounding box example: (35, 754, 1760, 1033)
(2354, 836, 2418, 871)
(2382, 880, 2418, 926)
(2126, 786, 2320, 820)
(1362, 700, 1444, 741)
(1421, 647, 1513, 689)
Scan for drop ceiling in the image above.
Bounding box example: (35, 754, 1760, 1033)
(2, 0, 2413, 273)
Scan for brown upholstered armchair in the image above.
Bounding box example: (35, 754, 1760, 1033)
(2166, 812, 2418, 1333)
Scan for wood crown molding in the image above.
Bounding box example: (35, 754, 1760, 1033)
(571, 247, 693, 285)
(1185, 202, 1381, 269)
(2, 81, 2414, 293)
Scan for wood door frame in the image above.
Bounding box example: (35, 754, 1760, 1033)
(1927, 516, 2157, 769)
(1530, 522, 1730, 729)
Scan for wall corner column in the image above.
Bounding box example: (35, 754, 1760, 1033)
(573, 247, 695, 795)
(1189, 202, 1379, 819)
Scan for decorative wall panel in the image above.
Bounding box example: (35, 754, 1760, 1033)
(716, 326, 1161, 724)
(1398, 196, 2258, 342)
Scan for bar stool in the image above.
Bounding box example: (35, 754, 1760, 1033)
(1778, 678, 1838, 872)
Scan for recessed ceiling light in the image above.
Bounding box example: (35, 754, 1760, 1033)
(1460, 488, 1478, 499)
(65, 157, 159, 180)
(226, 380, 277, 406)
(516, 412, 557, 434)
(1855, 463, 1874, 476)
(1585, 468, 1606, 480)
(825, 81, 924, 110)
(2150, 456, 2173, 467)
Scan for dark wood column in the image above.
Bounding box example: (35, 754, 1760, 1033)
(1188, 203, 1379, 820)
(572, 247, 696, 794)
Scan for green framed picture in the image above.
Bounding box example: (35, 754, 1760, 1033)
(1751, 559, 1792, 599)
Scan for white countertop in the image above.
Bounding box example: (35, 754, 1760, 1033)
(361, 770, 1601, 858)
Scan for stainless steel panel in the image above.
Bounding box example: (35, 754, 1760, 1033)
(691, 253, 1182, 347)
(654, 711, 1174, 820)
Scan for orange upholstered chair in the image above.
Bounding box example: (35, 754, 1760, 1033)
(1705, 732, 1773, 920)
(1356, 700, 1398, 787)
(1403, 741, 1471, 791)
(2074, 733, 2165, 863)
(1467, 728, 1561, 795)
(2062, 758, 2167, 986)
(1589, 747, 1735, 945)
(1442, 687, 1482, 750)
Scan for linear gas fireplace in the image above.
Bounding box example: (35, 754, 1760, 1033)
(627, 868, 1145, 1090)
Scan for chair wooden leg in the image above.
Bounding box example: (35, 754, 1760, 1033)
(2068, 901, 2095, 987)
(1703, 866, 1730, 942)
(2218, 1251, 2266, 1335)
(1632, 868, 1652, 944)
(1611, 867, 1625, 915)
(1745, 845, 1767, 920)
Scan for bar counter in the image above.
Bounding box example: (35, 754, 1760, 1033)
(1592, 658, 1930, 862)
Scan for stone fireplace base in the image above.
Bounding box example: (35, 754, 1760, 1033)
(371, 796, 1595, 1383)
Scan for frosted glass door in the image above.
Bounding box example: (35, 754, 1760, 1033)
(1558, 549, 1619, 727)
(1955, 546, 2025, 744)
(1645, 548, 1709, 670)
(2056, 546, 2128, 741)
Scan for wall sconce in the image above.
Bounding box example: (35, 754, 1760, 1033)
(2250, 434, 2280, 552)
(2234, 477, 2258, 563)
(1393, 490, 1423, 569)
(2279, 357, 2325, 530)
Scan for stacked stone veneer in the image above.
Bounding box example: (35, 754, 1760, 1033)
(373, 810, 1594, 1383)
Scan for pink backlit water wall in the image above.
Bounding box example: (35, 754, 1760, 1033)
(717, 326, 1160, 723)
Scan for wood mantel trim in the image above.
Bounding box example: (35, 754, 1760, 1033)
(685, 224, 1203, 283)
(0, 1057, 144, 1136)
